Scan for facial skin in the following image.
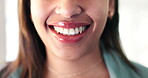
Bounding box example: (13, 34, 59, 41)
(30, 0, 114, 60)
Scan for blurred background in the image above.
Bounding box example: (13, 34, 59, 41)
(0, 0, 148, 69)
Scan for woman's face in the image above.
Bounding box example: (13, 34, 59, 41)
(30, 0, 114, 60)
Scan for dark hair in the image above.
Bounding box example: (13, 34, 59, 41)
(100, 0, 138, 73)
(0, 0, 137, 78)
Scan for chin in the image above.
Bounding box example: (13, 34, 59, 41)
(53, 50, 86, 61)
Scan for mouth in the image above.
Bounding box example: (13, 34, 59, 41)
(48, 25, 90, 36)
(47, 22, 91, 43)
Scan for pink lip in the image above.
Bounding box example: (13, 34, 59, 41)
(48, 22, 91, 44)
(48, 22, 90, 28)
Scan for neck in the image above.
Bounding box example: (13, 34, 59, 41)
(45, 47, 109, 78)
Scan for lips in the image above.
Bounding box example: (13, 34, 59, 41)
(47, 22, 91, 43)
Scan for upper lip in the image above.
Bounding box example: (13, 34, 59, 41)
(47, 22, 90, 28)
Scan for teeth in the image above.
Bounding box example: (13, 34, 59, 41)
(59, 28, 64, 34)
(53, 26, 87, 36)
(82, 27, 86, 31)
(75, 28, 79, 34)
(54, 27, 60, 33)
(69, 29, 75, 36)
(63, 29, 69, 35)
(79, 27, 83, 33)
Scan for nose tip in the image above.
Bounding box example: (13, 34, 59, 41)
(55, 2, 82, 18)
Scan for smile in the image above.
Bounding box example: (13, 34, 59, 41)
(51, 25, 90, 36)
(47, 22, 91, 43)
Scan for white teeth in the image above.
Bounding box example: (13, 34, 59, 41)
(59, 28, 64, 34)
(63, 29, 69, 35)
(53, 26, 87, 36)
(69, 29, 75, 36)
(75, 28, 79, 34)
(79, 27, 83, 33)
(82, 27, 86, 31)
(54, 27, 60, 33)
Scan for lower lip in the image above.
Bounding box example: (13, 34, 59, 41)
(49, 26, 90, 44)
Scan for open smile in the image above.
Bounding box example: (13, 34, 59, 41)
(47, 22, 91, 43)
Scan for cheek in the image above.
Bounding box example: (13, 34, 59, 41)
(30, 2, 49, 47)
(87, 6, 108, 29)
(84, 3, 109, 41)
(31, 3, 46, 28)
(30, 0, 55, 27)
(87, 3, 108, 22)
(83, 0, 109, 19)
(30, 1, 55, 38)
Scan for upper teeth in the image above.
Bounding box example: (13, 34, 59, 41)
(54, 26, 86, 36)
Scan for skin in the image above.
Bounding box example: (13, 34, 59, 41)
(30, 0, 115, 78)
